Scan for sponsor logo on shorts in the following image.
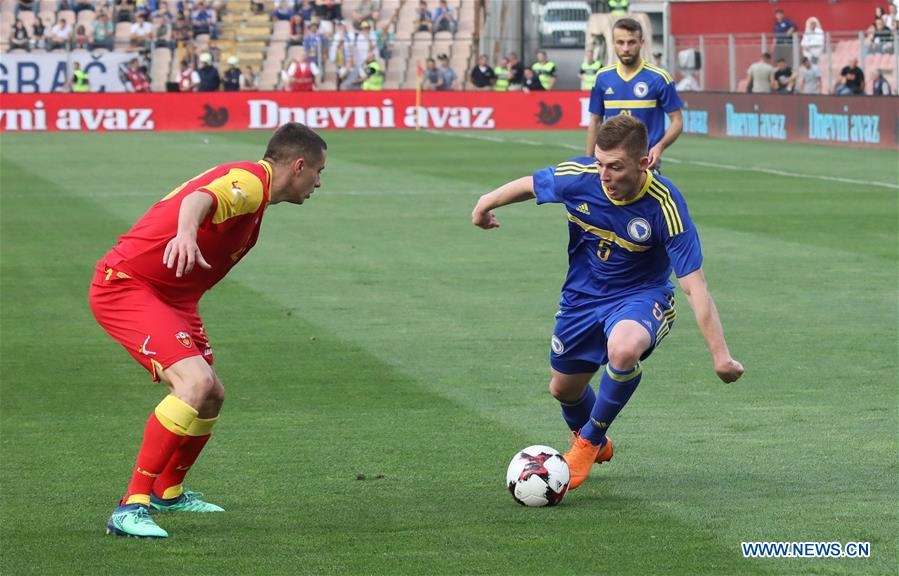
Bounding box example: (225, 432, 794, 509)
(551, 335, 565, 355)
(175, 331, 192, 348)
(139, 335, 157, 356)
(627, 217, 652, 242)
(203, 347, 213, 357)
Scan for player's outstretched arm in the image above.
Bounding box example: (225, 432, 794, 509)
(163, 191, 215, 278)
(677, 268, 744, 383)
(471, 176, 536, 229)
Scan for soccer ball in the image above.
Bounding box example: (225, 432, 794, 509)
(506, 445, 570, 507)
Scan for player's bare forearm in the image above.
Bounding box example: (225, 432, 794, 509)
(678, 269, 744, 383)
(586, 114, 601, 156)
(176, 192, 215, 239)
(471, 176, 535, 229)
(164, 192, 214, 277)
(659, 109, 683, 151)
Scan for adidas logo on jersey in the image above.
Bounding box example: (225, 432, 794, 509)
(605, 87, 614, 95)
(576, 202, 591, 215)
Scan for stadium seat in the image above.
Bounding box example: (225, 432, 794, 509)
(38, 11, 56, 28)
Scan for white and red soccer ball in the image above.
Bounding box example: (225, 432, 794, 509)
(506, 445, 570, 507)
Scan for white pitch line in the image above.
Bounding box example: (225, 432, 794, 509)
(426, 130, 899, 190)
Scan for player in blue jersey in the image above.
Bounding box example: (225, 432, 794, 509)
(472, 115, 743, 490)
(585, 18, 683, 170)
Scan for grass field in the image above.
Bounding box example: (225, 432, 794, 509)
(1, 129, 897, 575)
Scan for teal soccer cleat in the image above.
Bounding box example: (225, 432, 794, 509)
(106, 504, 168, 538)
(150, 490, 224, 512)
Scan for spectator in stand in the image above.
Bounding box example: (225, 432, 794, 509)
(868, 17, 893, 54)
(177, 57, 200, 91)
(885, 4, 896, 28)
(316, 0, 342, 21)
(15, 0, 35, 16)
(493, 57, 510, 91)
(338, 53, 363, 90)
(284, 46, 319, 91)
(298, 0, 315, 22)
(49, 17, 73, 50)
(152, 1, 172, 21)
(328, 20, 353, 65)
(303, 20, 324, 65)
(30, 18, 45, 50)
(135, 0, 156, 16)
(532, 50, 556, 90)
(507, 52, 524, 90)
(355, 20, 376, 62)
(470, 54, 497, 91)
(352, 0, 373, 30)
(73, 24, 90, 48)
(800, 17, 824, 64)
(116, 0, 136, 22)
(840, 58, 865, 95)
(130, 12, 153, 49)
(796, 56, 820, 94)
(126, 57, 151, 91)
(652, 51, 665, 70)
(374, 13, 396, 61)
(10, 19, 31, 51)
(192, 0, 216, 37)
(288, 11, 304, 46)
(415, 0, 432, 33)
(197, 51, 221, 91)
(436, 53, 457, 90)
(423, 56, 440, 89)
(773, 8, 797, 64)
(872, 70, 893, 95)
(433, 0, 456, 34)
(521, 67, 544, 92)
(183, 40, 199, 68)
(745, 52, 773, 93)
(272, 0, 294, 21)
(772, 58, 796, 93)
(74, 0, 95, 13)
(222, 56, 242, 91)
(172, 13, 191, 44)
(242, 65, 258, 90)
(579, 49, 602, 91)
(153, 13, 172, 47)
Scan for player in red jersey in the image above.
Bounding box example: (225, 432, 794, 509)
(89, 123, 327, 538)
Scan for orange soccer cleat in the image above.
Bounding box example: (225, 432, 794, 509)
(563, 434, 614, 490)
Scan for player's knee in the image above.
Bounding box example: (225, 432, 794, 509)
(206, 379, 225, 406)
(606, 345, 641, 371)
(548, 378, 583, 403)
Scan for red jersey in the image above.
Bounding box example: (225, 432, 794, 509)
(101, 160, 273, 305)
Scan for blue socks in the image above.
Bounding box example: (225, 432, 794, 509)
(580, 363, 643, 445)
(559, 385, 596, 431)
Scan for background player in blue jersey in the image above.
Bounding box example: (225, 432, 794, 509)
(472, 115, 743, 490)
(585, 18, 683, 170)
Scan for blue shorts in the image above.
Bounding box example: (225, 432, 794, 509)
(550, 290, 677, 374)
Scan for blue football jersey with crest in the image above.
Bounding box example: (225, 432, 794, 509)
(532, 157, 702, 307)
(588, 60, 683, 150)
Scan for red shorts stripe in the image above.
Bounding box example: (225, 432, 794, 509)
(89, 266, 213, 381)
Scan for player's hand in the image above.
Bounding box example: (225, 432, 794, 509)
(163, 234, 212, 278)
(472, 207, 500, 229)
(715, 358, 744, 383)
(647, 144, 664, 170)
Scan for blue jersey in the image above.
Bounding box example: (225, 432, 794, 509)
(588, 60, 683, 150)
(533, 157, 702, 307)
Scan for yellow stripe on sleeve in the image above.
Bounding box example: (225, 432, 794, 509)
(644, 63, 673, 83)
(649, 182, 684, 234)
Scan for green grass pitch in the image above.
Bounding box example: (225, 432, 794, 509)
(1, 129, 896, 575)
